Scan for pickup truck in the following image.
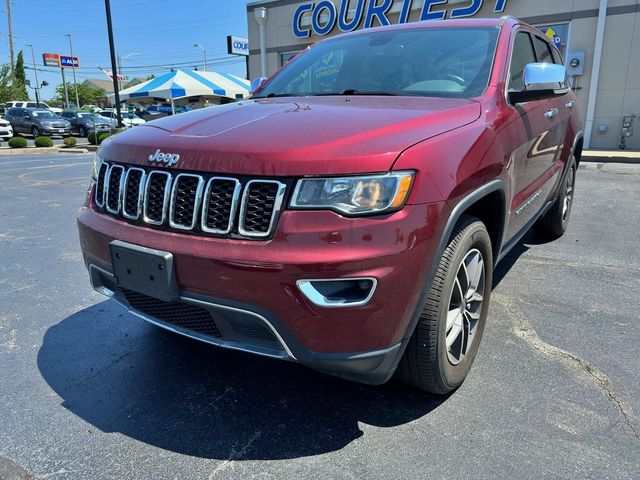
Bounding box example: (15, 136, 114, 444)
(77, 18, 583, 394)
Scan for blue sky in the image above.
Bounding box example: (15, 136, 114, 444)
(4, 0, 249, 100)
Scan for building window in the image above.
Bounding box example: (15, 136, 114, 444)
(280, 51, 301, 67)
(535, 23, 570, 59)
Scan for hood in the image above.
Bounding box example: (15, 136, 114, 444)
(99, 96, 481, 176)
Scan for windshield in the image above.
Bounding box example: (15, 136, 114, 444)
(78, 113, 96, 119)
(30, 111, 56, 119)
(255, 27, 499, 99)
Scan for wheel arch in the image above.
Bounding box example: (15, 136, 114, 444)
(390, 180, 507, 371)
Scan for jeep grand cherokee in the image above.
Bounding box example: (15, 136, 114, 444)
(77, 18, 583, 393)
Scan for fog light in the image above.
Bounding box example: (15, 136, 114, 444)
(296, 278, 377, 308)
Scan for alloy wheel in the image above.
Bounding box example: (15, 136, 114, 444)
(446, 249, 485, 365)
(562, 164, 575, 221)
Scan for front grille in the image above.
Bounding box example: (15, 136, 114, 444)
(240, 181, 283, 236)
(122, 168, 144, 219)
(121, 288, 222, 338)
(144, 171, 171, 224)
(202, 178, 240, 234)
(95, 162, 108, 208)
(94, 161, 286, 239)
(106, 165, 124, 213)
(170, 174, 203, 230)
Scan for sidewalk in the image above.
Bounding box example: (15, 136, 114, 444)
(582, 149, 640, 164)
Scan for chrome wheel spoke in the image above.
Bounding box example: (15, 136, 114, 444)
(446, 310, 463, 346)
(446, 248, 485, 366)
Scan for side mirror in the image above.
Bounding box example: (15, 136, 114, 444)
(250, 76, 268, 94)
(509, 63, 569, 103)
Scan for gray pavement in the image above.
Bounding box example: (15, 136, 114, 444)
(0, 154, 639, 479)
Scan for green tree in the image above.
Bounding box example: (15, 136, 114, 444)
(53, 82, 106, 107)
(0, 63, 28, 103)
(13, 51, 29, 100)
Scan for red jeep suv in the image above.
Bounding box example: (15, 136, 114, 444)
(77, 18, 583, 394)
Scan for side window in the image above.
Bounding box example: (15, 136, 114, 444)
(509, 32, 537, 91)
(534, 36, 554, 64)
(551, 46, 564, 65)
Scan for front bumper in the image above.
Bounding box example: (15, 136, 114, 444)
(0, 127, 13, 139)
(78, 199, 448, 384)
(41, 126, 72, 135)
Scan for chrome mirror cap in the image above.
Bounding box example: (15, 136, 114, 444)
(523, 63, 568, 94)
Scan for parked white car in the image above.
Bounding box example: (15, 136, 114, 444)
(100, 109, 146, 128)
(0, 118, 13, 141)
(4, 101, 63, 114)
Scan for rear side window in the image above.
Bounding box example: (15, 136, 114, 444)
(509, 31, 537, 91)
(534, 36, 554, 64)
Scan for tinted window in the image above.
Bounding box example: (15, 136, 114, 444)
(509, 32, 537, 91)
(551, 46, 564, 65)
(534, 36, 553, 63)
(256, 27, 500, 99)
(30, 111, 56, 119)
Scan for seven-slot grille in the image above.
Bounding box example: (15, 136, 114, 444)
(95, 161, 286, 238)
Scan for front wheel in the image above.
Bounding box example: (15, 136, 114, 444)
(31, 127, 41, 138)
(396, 215, 493, 394)
(78, 126, 87, 137)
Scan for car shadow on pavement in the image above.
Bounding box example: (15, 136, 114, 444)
(38, 301, 448, 460)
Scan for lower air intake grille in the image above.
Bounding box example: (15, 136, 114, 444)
(121, 288, 222, 338)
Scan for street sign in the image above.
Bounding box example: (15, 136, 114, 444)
(227, 36, 249, 56)
(60, 55, 80, 68)
(43, 53, 60, 67)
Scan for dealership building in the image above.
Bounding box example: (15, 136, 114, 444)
(246, 0, 640, 150)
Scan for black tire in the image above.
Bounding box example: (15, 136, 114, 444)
(31, 127, 40, 138)
(396, 215, 493, 394)
(79, 126, 87, 137)
(534, 155, 577, 238)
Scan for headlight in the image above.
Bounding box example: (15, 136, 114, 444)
(91, 154, 103, 180)
(290, 171, 414, 215)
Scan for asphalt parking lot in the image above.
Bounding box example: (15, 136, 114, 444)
(1, 153, 639, 479)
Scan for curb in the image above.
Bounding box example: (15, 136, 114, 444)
(582, 151, 640, 164)
(0, 147, 59, 156)
(0, 146, 92, 156)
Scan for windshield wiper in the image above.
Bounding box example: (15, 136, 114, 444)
(314, 89, 404, 96)
(253, 93, 299, 99)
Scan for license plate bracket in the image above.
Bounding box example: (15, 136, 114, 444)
(109, 240, 179, 302)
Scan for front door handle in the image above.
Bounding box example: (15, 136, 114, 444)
(545, 108, 559, 119)
(565, 101, 575, 109)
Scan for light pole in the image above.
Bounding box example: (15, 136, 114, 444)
(117, 52, 139, 92)
(104, 0, 123, 127)
(25, 44, 41, 105)
(254, 7, 268, 78)
(64, 34, 80, 108)
(193, 43, 207, 71)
